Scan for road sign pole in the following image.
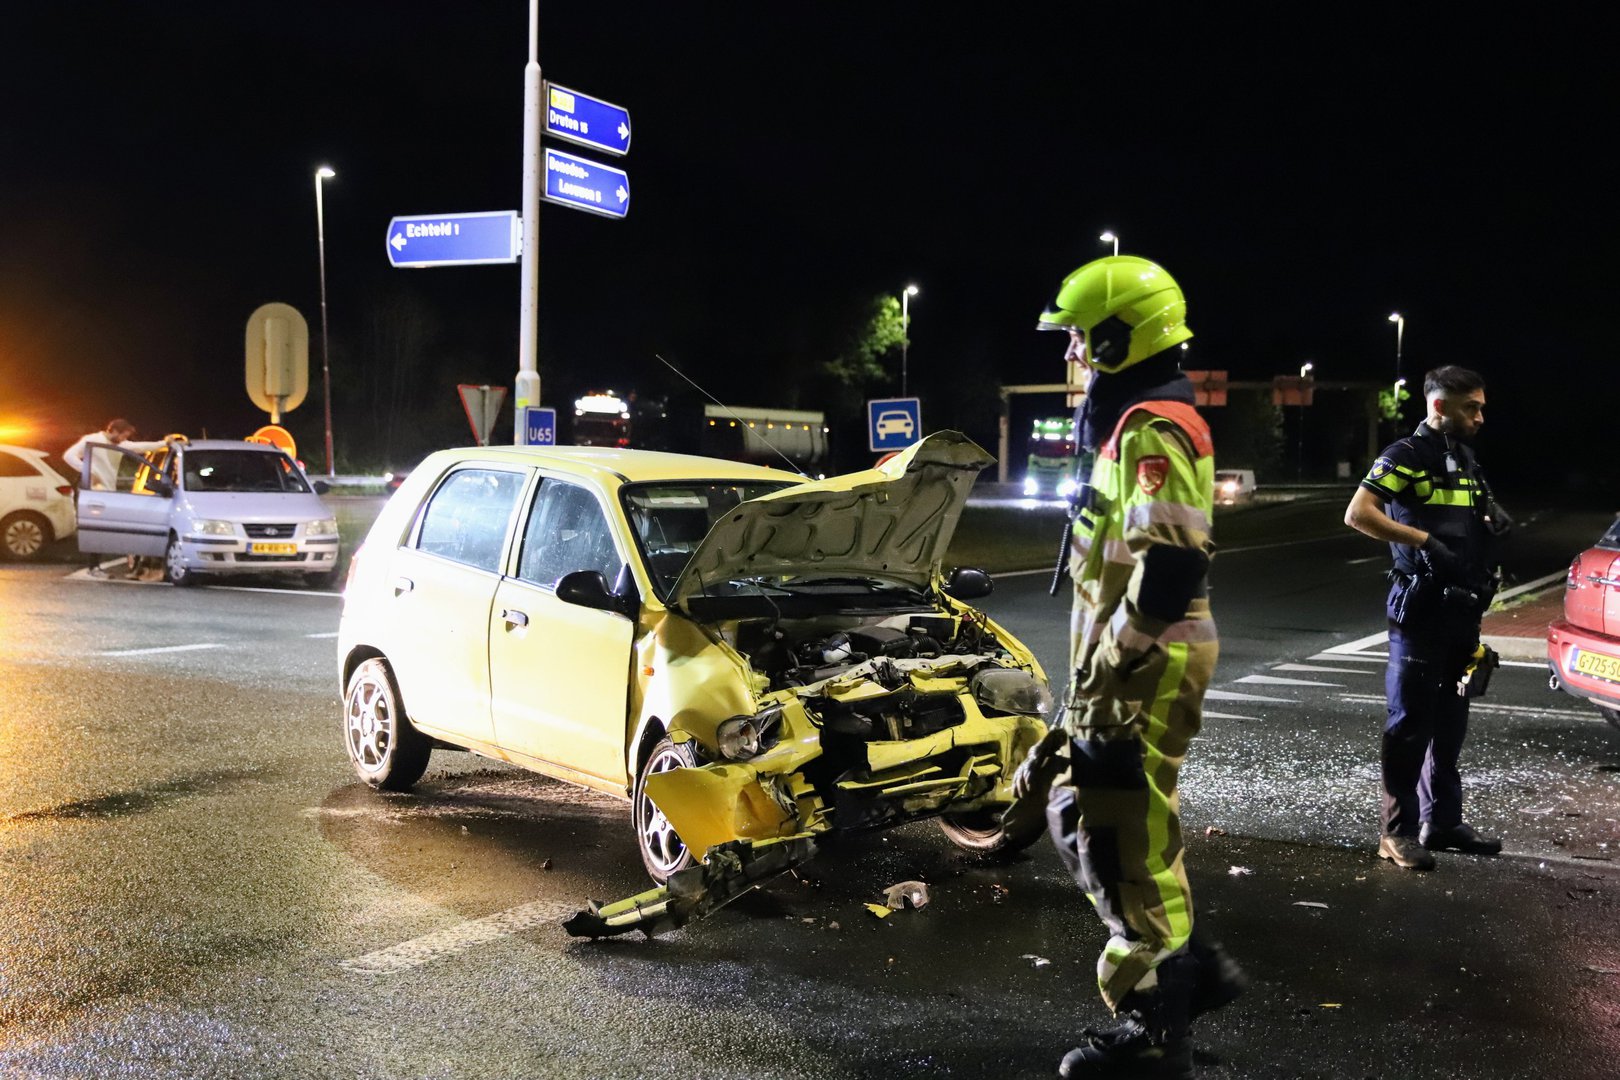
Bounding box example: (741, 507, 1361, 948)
(515, 0, 541, 443)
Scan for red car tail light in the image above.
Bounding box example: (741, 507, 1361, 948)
(55, 485, 74, 497)
(1567, 555, 1582, 589)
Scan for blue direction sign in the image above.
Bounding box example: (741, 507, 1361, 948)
(545, 83, 631, 157)
(386, 211, 520, 268)
(543, 148, 630, 219)
(520, 406, 557, 447)
(867, 397, 922, 453)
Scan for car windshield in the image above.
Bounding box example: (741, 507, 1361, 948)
(621, 480, 798, 599)
(1600, 518, 1620, 550)
(183, 450, 310, 494)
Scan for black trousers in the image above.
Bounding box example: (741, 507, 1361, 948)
(1382, 619, 1478, 836)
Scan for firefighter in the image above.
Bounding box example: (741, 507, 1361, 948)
(1344, 365, 1505, 871)
(1011, 255, 1245, 1078)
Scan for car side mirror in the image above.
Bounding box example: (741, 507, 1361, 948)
(556, 569, 638, 617)
(312, 480, 331, 495)
(148, 477, 174, 498)
(943, 566, 993, 600)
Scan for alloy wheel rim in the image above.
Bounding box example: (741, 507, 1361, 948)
(345, 673, 393, 774)
(166, 541, 185, 580)
(6, 520, 43, 557)
(638, 748, 688, 875)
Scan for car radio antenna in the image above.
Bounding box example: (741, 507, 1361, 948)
(653, 352, 810, 477)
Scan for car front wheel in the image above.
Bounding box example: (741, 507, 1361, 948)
(1601, 706, 1620, 734)
(164, 533, 199, 587)
(343, 658, 431, 790)
(0, 511, 50, 561)
(938, 807, 1044, 857)
(634, 737, 699, 884)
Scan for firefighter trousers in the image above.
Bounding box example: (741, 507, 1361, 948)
(1046, 618, 1218, 1012)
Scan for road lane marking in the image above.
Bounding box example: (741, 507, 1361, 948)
(1204, 710, 1263, 721)
(340, 898, 580, 974)
(1324, 630, 1391, 655)
(1309, 653, 1385, 663)
(1219, 535, 1348, 555)
(1501, 659, 1548, 669)
(305, 632, 340, 639)
(98, 643, 226, 657)
(1206, 689, 1297, 703)
(1272, 663, 1376, 675)
(1236, 674, 1343, 687)
(1496, 571, 1564, 602)
(210, 585, 342, 597)
(1337, 693, 1600, 721)
(1346, 555, 1384, 565)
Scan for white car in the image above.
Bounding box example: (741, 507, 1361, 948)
(0, 444, 77, 561)
(75, 438, 340, 586)
(1214, 469, 1257, 505)
(875, 410, 915, 439)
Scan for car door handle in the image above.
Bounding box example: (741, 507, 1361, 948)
(1591, 575, 1620, 588)
(501, 608, 529, 628)
(393, 576, 414, 595)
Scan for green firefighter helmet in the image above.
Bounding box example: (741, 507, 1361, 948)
(1036, 255, 1193, 374)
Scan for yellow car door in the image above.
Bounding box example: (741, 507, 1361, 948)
(489, 477, 636, 787)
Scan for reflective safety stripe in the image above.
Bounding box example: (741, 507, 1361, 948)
(1424, 488, 1478, 507)
(1125, 501, 1210, 532)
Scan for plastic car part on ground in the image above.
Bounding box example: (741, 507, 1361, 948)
(563, 835, 820, 938)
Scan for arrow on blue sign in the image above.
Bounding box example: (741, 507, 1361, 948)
(386, 211, 520, 268)
(545, 83, 631, 157)
(543, 148, 630, 220)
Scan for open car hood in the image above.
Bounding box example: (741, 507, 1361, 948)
(669, 431, 994, 612)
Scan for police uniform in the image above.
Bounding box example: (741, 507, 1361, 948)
(1360, 423, 1495, 839)
(1047, 398, 1218, 1013)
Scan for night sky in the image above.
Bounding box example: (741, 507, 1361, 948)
(1, 4, 1610, 490)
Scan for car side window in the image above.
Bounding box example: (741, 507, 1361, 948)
(0, 451, 34, 478)
(414, 468, 525, 572)
(517, 479, 625, 589)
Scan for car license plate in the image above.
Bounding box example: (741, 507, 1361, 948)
(1573, 648, 1620, 683)
(249, 542, 297, 556)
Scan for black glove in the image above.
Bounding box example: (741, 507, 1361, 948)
(1420, 535, 1466, 581)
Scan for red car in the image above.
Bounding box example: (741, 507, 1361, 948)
(1548, 515, 1620, 732)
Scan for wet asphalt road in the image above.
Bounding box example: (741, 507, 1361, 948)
(1, 512, 1617, 1079)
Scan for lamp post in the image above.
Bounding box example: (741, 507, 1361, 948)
(901, 284, 919, 397)
(1297, 362, 1314, 480)
(1387, 312, 1405, 381)
(1099, 231, 1119, 256)
(315, 165, 336, 477)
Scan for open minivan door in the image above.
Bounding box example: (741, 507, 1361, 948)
(75, 442, 172, 558)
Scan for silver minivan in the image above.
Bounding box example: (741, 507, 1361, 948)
(75, 438, 339, 586)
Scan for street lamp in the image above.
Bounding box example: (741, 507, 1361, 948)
(1296, 362, 1315, 479)
(1099, 231, 1119, 256)
(1300, 361, 1314, 379)
(901, 284, 919, 398)
(1387, 312, 1404, 381)
(315, 165, 337, 477)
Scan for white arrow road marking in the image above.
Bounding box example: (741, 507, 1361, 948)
(1272, 663, 1377, 675)
(1204, 711, 1264, 721)
(99, 643, 225, 657)
(615, 185, 628, 203)
(1205, 688, 1298, 703)
(1323, 630, 1391, 655)
(340, 899, 580, 975)
(390, 233, 406, 251)
(1236, 674, 1344, 687)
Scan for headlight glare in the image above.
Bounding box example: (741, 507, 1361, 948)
(192, 519, 235, 536)
(1022, 477, 1039, 496)
(971, 668, 1054, 717)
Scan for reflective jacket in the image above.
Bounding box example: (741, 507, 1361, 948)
(1070, 401, 1217, 667)
(1360, 423, 1492, 581)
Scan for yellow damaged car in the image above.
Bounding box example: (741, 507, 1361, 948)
(337, 431, 1051, 935)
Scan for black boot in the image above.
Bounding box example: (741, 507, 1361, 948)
(1187, 932, 1249, 1019)
(1058, 955, 1194, 1079)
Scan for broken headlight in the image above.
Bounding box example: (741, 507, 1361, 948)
(971, 668, 1053, 717)
(715, 706, 784, 761)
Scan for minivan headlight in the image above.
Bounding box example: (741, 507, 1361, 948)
(307, 518, 339, 537)
(971, 668, 1054, 717)
(191, 519, 235, 536)
(716, 706, 784, 761)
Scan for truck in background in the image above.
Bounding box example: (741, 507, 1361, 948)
(1023, 415, 1078, 499)
(700, 404, 828, 476)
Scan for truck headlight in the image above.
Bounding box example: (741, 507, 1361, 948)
(1022, 477, 1039, 497)
(716, 706, 784, 761)
(1057, 477, 1078, 498)
(306, 518, 339, 537)
(191, 519, 235, 536)
(971, 669, 1054, 717)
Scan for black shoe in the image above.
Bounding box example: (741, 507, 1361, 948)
(1187, 934, 1249, 1019)
(1420, 822, 1502, 855)
(1379, 833, 1437, 870)
(1058, 1017, 1193, 1079)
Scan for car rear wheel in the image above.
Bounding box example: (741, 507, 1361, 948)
(1600, 706, 1620, 734)
(164, 533, 199, 587)
(938, 808, 1043, 857)
(343, 658, 431, 790)
(634, 737, 699, 884)
(0, 511, 50, 561)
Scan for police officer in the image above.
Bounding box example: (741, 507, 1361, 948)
(1010, 256, 1245, 1079)
(1345, 365, 1505, 871)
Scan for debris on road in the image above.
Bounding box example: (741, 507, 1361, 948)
(865, 903, 893, 920)
(540, 858, 553, 870)
(882, 880, 931, 910)
(1293, 901, 1329, 909)
(1021, 954, 1052, 968)
(1204, 826, 1228, 837)
(1228, 865, 1254, 876)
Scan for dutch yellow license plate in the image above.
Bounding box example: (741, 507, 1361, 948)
(250, 542, 297, 556)
(1574, 648, 1620, 683)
